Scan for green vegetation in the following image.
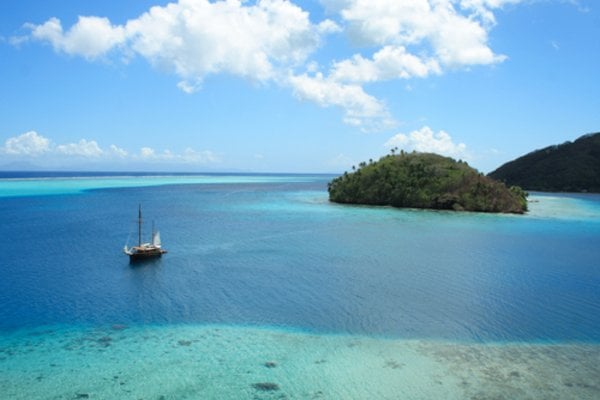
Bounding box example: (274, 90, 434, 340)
(488, 132, 600, 193)
(328, 151, 527, 214)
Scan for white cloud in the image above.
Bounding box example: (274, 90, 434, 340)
(21, 0, 522, 129)
(432, 5, 506, 66)
(321, 0, 512, 67)
(8, 35, 29, 47)
(308, 0, 519, 126)
(139, 147, 156, 158)
(126, 0, 320, 91)
(285, 44, 441, 128)
(330, 45, 441, 83)
(3, 131, 51, 156)
(459, 1, 527, 24)
(289, 72, 394, 130)
(26, 0, 320, 89)
(56, 139, 104, 157)
(27, 16, 126, 60)
(385, 126, 469, 159)
(181, 148, 219, 163)
(21, 1, 379, 127)
(317, 19, 342, 34)
(2, 131, 219, 166)
(137, 146, 219, 164)
(109, 144, 128, 158)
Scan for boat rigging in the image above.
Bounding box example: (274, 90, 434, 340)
(124, 205, 167, 261)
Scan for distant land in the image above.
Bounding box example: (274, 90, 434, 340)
(328, 152, 527, 214)
(489, 132, 600, 193)
(0, 161, 44, 171)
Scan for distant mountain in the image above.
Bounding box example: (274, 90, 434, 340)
(489, 132, 600, 193)
(328, 152, 527, 214)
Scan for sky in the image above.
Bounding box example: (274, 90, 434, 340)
(0, 0, 598, 173)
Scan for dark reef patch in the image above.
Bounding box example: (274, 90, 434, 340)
(252, 382, 280, 392)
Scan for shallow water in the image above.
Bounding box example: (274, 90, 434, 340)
(0, 173, 599, 398)
(0, 172, 317, 198)
(1, 325, 598, 400)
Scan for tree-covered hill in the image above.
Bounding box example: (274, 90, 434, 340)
(488, 132, 600, 193)
(328, 152, 527, 214)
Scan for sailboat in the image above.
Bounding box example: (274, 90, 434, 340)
(124, 205, 167, 261)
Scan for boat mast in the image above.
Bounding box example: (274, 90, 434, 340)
(138, 204, 142, 247)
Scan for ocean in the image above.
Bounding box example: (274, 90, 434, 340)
(0, 173, 599, 399)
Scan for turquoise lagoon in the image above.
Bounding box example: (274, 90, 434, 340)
(0, 173, 599, 399)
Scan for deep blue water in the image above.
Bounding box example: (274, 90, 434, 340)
(0, 173, 599, 342)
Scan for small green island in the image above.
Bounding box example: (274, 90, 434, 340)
(328, 151, 528, 214)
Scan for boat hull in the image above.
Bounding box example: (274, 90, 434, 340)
(125, 246, 167, 262)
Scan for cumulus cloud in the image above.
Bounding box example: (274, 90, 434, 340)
(291, 0, 519, 126)
(330, 45, 441, 83)
(109, 144, 128, 158)
(26, 0, 319, 89)
(56, 139, 104, 157)
(139, 147, 156, 159)
(2, 131, 217, 166)
(2, 131, 51, 156)
(181, 148, 219, 163)
(321, 0, 513, 66)
(286, 44, 442, 128)
(317, 19, 342, 34)
(289, 72, 393, 130)
(21, 0, 522, 129)
(136, 146, 219, 164)
(459, 0, 524, 24)
(126, 0, 320, 91)
(8, 35, 29, 47)
(385, 126, 469, 159)
(27, 16, 125, 60)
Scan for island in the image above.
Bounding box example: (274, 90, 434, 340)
(328, 151, 528, 214)
(488, 132, 600, 193)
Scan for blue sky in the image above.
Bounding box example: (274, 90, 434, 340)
(0, 0, 598, 173)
